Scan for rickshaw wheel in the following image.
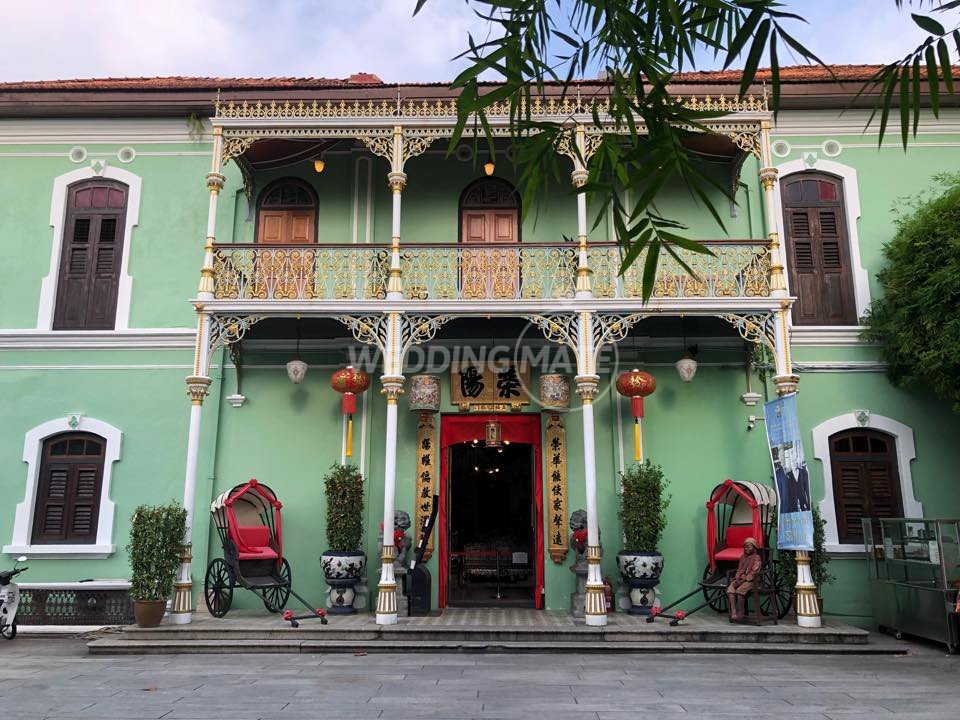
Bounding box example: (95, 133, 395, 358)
(701, 565, 728, 613)
(765, 560, 795, 619)
(262, 558, 292, 613)
(204, 558, 234, 618)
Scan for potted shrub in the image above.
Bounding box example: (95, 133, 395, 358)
(126, 502, 187, 628)
(616, 460, 671, 615)
(320, 464, 366, 614)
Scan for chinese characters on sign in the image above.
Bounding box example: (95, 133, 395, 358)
(451, 362, 531, 411)
(414, 414, 436, 561)
(545, 413, 568, 563)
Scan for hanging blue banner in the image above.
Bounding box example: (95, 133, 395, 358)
(764, 393, 814, 550)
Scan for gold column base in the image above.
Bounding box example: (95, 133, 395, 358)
(794, 550, 822, 628)
(376, 582, 398, 615)
(169, 544, 193, 624)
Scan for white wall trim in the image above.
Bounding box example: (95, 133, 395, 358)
(0, 329, 194, 350)
(38, 162, 142, 331)
(790, 325, 876, 346)
(774, 158, 871, 320)
(812, 412, 921, 554)
(4, 415, 122, 558)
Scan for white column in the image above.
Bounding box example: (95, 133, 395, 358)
(170, 128, 224, 624)
(377, 310, 404, 625)
(572, 125, 592, 300)
(575, 310, 606, 627)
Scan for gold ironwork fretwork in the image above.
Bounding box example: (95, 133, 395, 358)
(524, 312, 646, 374)
(208, 315, 263, 355)
(414, 414, 437, 562)
(336, 314, 451, 358)
(220, 136, 257, 166)
(718, 313, 777, 350)
(545, 413, 569, 564)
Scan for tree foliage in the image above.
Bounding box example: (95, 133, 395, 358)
(414, 1, 960, 297)
(324, 464, 365, 551)
(618, 460, 671, 551)
(863, 173, 960, 411)
(126, 502, 187, 601)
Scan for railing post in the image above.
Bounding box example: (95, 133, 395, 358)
(572, 125, 593, 300)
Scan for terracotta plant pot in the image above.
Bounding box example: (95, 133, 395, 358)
(133, 599, 167, 628)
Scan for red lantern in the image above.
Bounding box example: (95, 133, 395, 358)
(616, 369, 656, 461)
(330, 366, 370, 457)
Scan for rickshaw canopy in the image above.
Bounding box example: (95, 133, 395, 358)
(705, 479, 777, 570)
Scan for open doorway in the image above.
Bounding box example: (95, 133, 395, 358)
(447, 441, 536, 607)
(439, 414, 543, 609)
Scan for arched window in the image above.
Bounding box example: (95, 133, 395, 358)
(32, 433, 106, 545)
(781, 172, 857, 325)
(54, 180, 128, 330)
(459, 177, 520, 244)
(255, 178, 317, 244)
(829, 429, 904, 545)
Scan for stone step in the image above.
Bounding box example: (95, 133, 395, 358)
(87, 636, 900, 655)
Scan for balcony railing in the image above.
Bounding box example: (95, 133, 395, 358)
(211, 241, 770, 302)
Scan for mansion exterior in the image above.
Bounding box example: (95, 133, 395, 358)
(1, 67, 957, 627)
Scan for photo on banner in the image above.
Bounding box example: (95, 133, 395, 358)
(764, 393, 813, 550)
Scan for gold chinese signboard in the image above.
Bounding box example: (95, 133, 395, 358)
(545, 413, 568, 563)
(414, 414, 436, 561)
(450, 362, 531, 411)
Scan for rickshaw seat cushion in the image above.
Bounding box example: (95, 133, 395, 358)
(235, 525, 274, 558)
(714, 546, 744, 562)
(714, 525, 755, 561)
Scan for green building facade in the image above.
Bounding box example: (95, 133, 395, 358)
(1, 69, 957, 628)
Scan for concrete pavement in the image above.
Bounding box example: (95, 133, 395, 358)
(1, 637, 957, 719)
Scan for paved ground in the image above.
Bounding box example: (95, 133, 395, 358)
(1, 638, 957, 720)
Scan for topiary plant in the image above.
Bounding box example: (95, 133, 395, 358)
(863, 173, 960, 412)
(324, 464, 365, 552)
(126, 502, 187, 601)
(618, 460, 671, 551)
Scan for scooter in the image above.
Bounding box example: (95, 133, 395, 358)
(0, 556, 28, 639)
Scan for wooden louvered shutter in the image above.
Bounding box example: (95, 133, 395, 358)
(829, 430, 903, 544)
(54, 181, 127, 330)
(32, 434, 105, 544)
(782, 174, 857, 325)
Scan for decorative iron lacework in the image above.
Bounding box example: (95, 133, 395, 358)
(17, 588, 134, 626)
(524, 312, 646, 373)
(208, 315, 263, 354)
(718, 312, 777, 350)
(214, 94, 768, 120)
(336, 314, 451, 357)
(210, 242, 770, 302)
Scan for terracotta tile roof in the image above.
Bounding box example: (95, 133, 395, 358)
(671, 64, 883, 84)
(0, 73, 384, 91)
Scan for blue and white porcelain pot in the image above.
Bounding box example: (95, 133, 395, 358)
(320, 550, 366, 615)
(616, 550, 664, 615)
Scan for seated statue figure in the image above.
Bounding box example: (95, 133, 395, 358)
(726, 536, 762, 622)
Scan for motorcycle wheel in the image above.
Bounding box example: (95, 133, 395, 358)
(0, 619, 16, 640)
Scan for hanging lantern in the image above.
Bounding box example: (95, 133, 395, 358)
(408, 374, 441, 414)
(538, 373, 570, 412)
(616, 369, 656, 462)
(286, 359, 308, 384)
(675, 354, 698, 383)
(330, 366, 370, 457)
(484, 420, 503, 449)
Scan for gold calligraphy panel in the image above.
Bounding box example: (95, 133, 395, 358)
(451, 362, 531, 411)
(414, 414, 436, 561)
(546, 413, 568, 564)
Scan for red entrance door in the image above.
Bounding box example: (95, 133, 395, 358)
(438, 414, 543, 608)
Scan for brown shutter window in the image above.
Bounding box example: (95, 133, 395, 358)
(54, 180, 128, 330)
(31, 433, 105, 545)
(829, 429, 903, 545)
(781, 172, 857, 326)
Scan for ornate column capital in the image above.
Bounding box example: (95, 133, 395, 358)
(186, 376, 212, 405)
(759, 166, 779, 190)
(381, 375, 405, 404)
(388, 171, 407, 193)
(571, 168, 589, 188)
(773, 374, 800, 396)
(205, 172, 226, 193)
(574, 374, 600, 403)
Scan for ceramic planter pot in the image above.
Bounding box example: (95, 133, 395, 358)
(617, 551, 664, 615)
(320, 550, 366, 615)
(133, 599, 167, 628)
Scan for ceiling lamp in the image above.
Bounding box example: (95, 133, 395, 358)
(675, 347, 699, 383)
(483, 160, 495, 176)
(313, 158, 326, 173)
(484, 419, 503, 449)
(286, 320, 308, 384)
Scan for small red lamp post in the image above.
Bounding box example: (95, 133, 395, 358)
(616, 369, 656, 461)
(330, 366, 370, 458)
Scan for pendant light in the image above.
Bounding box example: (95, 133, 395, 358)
(286, 319, 308, 384)
(675, 317, 698, 383)
(483, 159, 495, 176)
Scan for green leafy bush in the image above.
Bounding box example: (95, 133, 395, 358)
(324, 464, 365, 551)
(863, 173, 960, 411)
(618, 460, 671, 551)
(126, 502, 187, 601)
